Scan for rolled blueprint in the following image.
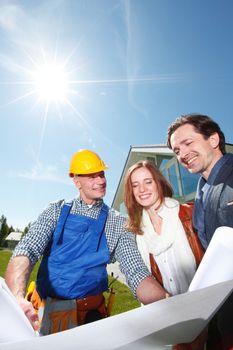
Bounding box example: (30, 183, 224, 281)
(1, 281, 233, 350)
(189, 226, 233, 292)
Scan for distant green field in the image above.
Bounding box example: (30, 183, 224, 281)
(0, 249, 39, 282)
(0, 249, 14, 277)
(0, 248, 140, 315)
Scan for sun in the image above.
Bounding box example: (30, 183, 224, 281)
(32, 63, 69, 103)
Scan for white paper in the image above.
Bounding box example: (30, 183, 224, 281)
(0, 280, 232, 350)
(189, 226, 233, 291)
(0, 277, 37, 344)
(1, 226, 233, 349)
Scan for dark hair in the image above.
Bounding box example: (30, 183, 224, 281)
(124, 160, 173, 235)
(167, 114, 225, 154)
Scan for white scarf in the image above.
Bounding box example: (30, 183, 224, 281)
(136, 198, 196, 294)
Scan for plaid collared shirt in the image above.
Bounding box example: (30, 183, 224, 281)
(13, 197, 150, 296)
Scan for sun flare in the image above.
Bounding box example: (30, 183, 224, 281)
(33, 63, 69, 103)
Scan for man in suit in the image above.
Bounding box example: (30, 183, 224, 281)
(167, 114, 233, 350)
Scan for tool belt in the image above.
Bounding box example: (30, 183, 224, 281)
(28, 287, 108, 335)
(42, 294, 107, 335)
(76, 293, 108, 325)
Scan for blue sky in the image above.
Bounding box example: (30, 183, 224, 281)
(1, 0, 233, 230)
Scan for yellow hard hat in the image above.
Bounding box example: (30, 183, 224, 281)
(69, 149, 109, 177)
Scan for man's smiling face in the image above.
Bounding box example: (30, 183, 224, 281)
(170, 123, 221, 179)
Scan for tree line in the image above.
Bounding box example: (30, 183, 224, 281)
(0, 215, 30, 248)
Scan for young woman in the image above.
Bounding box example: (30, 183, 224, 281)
(124, 160, 206, 350)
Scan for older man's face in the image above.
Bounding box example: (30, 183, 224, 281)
(73, 171, 106, 204)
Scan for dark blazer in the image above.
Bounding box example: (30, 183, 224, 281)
(204, 153, 233, 244)
(196, 153, 233, 340)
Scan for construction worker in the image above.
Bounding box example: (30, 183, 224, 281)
(5, 149, 166, 335)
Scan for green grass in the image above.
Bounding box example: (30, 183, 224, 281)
(0, 248, 140, 315)
(0, 248, 39, 282)
(0, 249, 13, 276)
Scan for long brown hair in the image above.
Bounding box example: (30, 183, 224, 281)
(124, 160, 173, 235)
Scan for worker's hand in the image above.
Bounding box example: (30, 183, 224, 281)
(17, 297, 40, 331)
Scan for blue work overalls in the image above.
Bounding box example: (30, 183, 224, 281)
(37, 202, 110, 300)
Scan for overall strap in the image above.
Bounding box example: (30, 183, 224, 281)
(92, 203, 109, 251)
(57, 201, 73, 245)
(96, 203, 109, 231)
